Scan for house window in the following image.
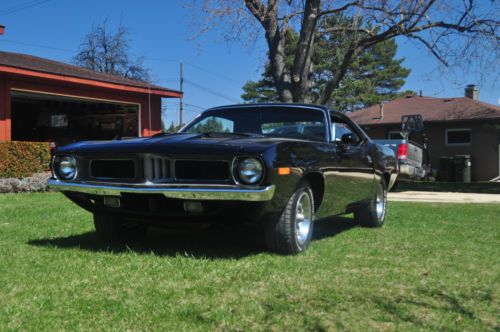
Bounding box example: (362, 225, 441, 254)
(388, 131, 403, 139)
(446, 129, 471, 145)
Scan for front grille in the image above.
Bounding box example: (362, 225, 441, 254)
(175, 160, 230, 181)
(91, 160, 135, 179)
(143, 156, 170, 181)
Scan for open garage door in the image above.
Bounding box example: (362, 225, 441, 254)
(11, 90, 140, 146)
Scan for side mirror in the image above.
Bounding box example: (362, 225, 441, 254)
(341, 133, 359, 144)
(401, 114, 424, 134)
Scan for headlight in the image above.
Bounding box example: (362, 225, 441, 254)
(55, 155, 77, 180)
(236, 157, 263, 185)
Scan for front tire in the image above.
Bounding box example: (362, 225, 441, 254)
(265, 182, 315, 255)
(93, 214, 148, 243)
(354, 179, 387, 227)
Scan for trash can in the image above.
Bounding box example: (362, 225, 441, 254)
(454, 155, 471, 183)
(439, 156, 455, 182)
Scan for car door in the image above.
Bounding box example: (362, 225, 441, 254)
(319, 116, 375, 216)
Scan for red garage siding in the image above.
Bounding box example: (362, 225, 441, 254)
(0, 79, 9, 141)
(0, 51, 182, 142)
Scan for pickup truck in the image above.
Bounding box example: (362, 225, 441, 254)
(373, 139, 427, 179)
(373, 114, 431, 182)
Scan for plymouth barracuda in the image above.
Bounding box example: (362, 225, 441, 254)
(49, 103, 398, 254)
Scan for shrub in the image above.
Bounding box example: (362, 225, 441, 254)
(0, 141, 51, 178)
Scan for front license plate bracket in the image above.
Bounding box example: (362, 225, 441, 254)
(103, 196, 121, 208)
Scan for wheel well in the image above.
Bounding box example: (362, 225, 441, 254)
(301, 172, 325, 212)
(383, 172, 391, 188)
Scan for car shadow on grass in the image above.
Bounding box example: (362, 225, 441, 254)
(28, 216, 357, 259)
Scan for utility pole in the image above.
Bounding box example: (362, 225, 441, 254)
(179, 62, 184, 127)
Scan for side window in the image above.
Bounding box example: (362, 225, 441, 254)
(331, 121, 360, 144)
(262, 121, 326, 141)
(186, 116, 234, 134)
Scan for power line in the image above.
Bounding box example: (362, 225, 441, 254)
(162, 104, 202, 113)
(0, 38, 74, 53)
(157, 78, 182, 83)
(185, 79, 240, 104)
(148, 57, 245, 85)
(0, 37, 242, 105)
(184, 109, 201, 114)
(0, 0, 42, 15)
(161, 103, 199, 111)
(0, 37, 246, 90)
(0, 0, 51, 17)
(184, 103, 205, 110)
(183, 61, 245, 85)
(147, 57, 180, 63)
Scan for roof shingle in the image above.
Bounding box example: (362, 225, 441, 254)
(349, 95, 500, 125)
(0, 51, 180, 95)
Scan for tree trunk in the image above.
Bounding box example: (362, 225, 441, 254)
(245, 0, 293, 103)
(266, 27, 294, 103)
(291, 0, 320, 103)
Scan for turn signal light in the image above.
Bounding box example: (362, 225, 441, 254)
(278, 167, 291, 175)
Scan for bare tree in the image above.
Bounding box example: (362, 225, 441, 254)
(74, 19, 150, 82)
(191, 0, 499, 104)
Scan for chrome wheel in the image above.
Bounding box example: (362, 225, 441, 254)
(375, 183, 386, 221)
(295, 191, 313, 245)
(265, 183, 315, 254)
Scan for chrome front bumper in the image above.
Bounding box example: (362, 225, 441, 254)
(48, 179, 275, 202)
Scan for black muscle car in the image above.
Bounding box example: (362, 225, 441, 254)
(49, 104, 398, 254)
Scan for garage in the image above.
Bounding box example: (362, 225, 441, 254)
(0, 51, 183, 144)
(11, 90, 140, 145)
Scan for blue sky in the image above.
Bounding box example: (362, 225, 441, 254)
(0, 0, 498, 127)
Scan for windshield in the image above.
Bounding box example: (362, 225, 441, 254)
(181, 107, 327, 141)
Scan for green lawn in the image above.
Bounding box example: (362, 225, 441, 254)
(0, 193, 498, 331)
(397, 181, 500, 194)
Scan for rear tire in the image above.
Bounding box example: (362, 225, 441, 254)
(354, 180, 387, 227)
(93, 214, 148, 243)
(265, 182, 315, 255)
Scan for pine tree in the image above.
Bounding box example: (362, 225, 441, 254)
(241, 16, 412, 112)
(166, 121, 178, 133)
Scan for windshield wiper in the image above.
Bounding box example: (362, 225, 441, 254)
(151, 132, 184, 138)
(201, 132, 265, 138)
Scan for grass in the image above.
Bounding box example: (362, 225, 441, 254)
(0, 193, 499, 331)
(397, 181, 500, 194)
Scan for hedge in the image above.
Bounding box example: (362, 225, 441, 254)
(0, 141, 51, 178)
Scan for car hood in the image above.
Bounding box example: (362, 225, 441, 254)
(56, 133, 300, 156)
